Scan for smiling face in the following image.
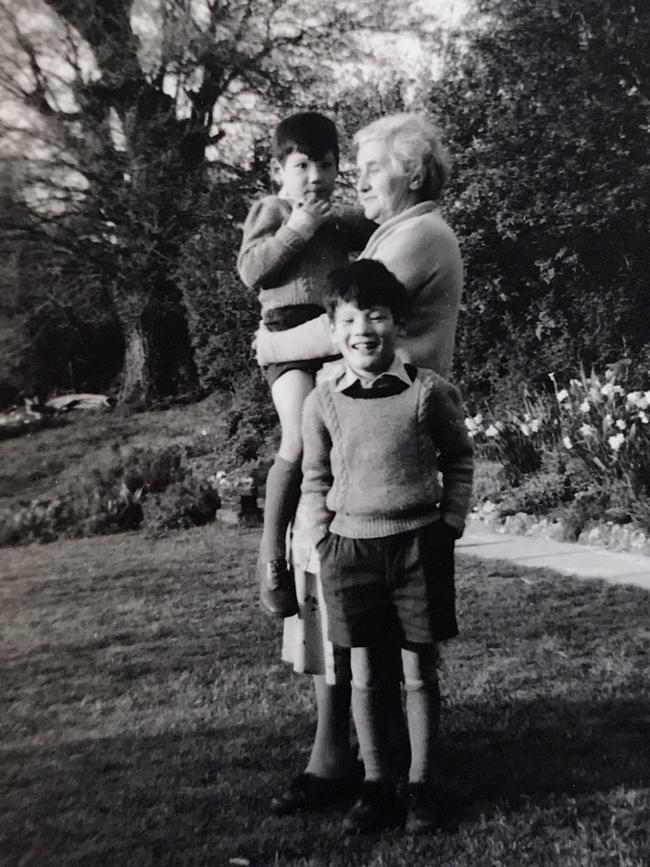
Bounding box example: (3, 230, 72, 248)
(355, 139, 419, 224)
(272, 149, 337, 204)
(330, 301, 398, 377)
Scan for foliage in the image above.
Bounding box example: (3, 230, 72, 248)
(224, 374, 277, 468)
(0, 0, 439, 405)
(0, 439, 220, 547)
(435, 0, 650, 401)
(468, 360, 650, 533)
(175, 211, 258, 395)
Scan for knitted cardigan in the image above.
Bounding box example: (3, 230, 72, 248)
(300, 367, 473, 545)
(254, 202, 463, 378)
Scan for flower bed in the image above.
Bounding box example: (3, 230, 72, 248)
(466, 361, 650, 553)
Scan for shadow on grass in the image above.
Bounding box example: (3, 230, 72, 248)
(2, 693, 649, 866)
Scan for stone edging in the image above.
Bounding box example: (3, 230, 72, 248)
(468, 509, 650, 558)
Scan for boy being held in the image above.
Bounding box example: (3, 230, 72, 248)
(238, 112, 374, 618)
(301, 260, 473, 834)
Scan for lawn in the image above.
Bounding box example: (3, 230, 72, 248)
(1, 525, 649, 866)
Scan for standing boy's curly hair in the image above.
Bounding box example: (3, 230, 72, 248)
(325, 259, 408, 322)
(272, 112, 340, 165)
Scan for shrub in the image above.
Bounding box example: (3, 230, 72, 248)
(466, 360, 650, 532)
(0, 440, 221, 547)
(176, 223, 259, 395)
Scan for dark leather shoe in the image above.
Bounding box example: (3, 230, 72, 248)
(342, 780, 398, 834)
(404, 782, 439, 834)
(258, 558, 298, 618)
(270, 765, 362, 815)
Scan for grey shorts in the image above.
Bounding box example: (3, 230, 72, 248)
(318, 521, 458, 648)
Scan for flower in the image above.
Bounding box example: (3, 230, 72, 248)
(562, 435, 573, 450)
(579, 400, 591, 413)
(601, 382, 624, 398)
(579, 424, 596, 438)
(485, 424, 499, 438)
(640, 411, 649, 425)
(519, 423, 531, 436)
(556, 388, 569, 403)
(615, 419, 627, 430)
(608, 433, 625, 452)
(529, 418, 541, 432)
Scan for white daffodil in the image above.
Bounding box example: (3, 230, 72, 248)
(529, 418, 541, 432)
(608, 433, 625, 452)
(615, 419, 627, 430)
(485, 424, 499, 438)
(579, 399, 591, 413)
(519, 423, 531, 436)
(562, 435, 573, 450)
(556, 388, 569, 403)
(579, 424, 596, 438)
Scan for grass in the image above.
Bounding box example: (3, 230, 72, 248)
(0, 397, 227, 507)
(1, 526, 649, 866)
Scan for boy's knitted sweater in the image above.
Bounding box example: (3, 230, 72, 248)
(301, 366, 473, 545)
(238, 195, 374, 320)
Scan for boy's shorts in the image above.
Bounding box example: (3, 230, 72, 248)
(263, 355, 341, 388)
(318, 521, 458, 648)
(261, 304, 340, 388)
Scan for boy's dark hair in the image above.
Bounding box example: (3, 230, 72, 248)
(325, 260, 408, 320)
(272, 112, 339, 165)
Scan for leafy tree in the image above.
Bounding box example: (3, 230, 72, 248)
(0, 0, 442, 405)
(433, 0, 650, 405)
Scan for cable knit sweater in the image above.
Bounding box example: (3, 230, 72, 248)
(301, 366, 473, 545)
(254, 202, 463, 377)
(237, 195, 375, 321)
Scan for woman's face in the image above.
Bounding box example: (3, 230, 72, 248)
(356, 139, 417, 224)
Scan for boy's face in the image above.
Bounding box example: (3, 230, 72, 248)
(272, 150, 337, 204)
(330, 301, 399, 377)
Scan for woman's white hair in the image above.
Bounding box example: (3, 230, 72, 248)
(353, 113, 450, 201)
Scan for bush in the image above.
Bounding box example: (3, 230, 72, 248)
(0, 440, 221, 547)
(436, 0, 650, 402)
(176, 223, 259, 395)
(467, 360, 650, 533)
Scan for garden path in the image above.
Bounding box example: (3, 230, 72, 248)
(460, 522, 650, 590)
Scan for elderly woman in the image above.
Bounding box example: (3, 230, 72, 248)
(255, 112, 463, 379)
(258, 114, 464, 822)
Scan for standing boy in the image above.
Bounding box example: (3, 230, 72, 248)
(238, 112, 373, 617)
(300, 259, 474, 834)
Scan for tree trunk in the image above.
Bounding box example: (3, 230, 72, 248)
(118, 316, 152, 407)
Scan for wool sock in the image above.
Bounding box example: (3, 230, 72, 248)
(305, 676, 354, 779)
(405, 679, 441, 785)
(259, 456, 302, 563)
(351, 683, 392, 782)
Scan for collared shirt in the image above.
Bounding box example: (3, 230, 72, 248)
(335, 355, 415, 398)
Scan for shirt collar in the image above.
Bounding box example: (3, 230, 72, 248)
(335, 354, 412, 393)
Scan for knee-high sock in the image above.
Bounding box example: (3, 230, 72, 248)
(405, 679, 441, 785)
(351, 684, 392, 782)
(259, 456, 302, 562)
(306, 675, 354, 778)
